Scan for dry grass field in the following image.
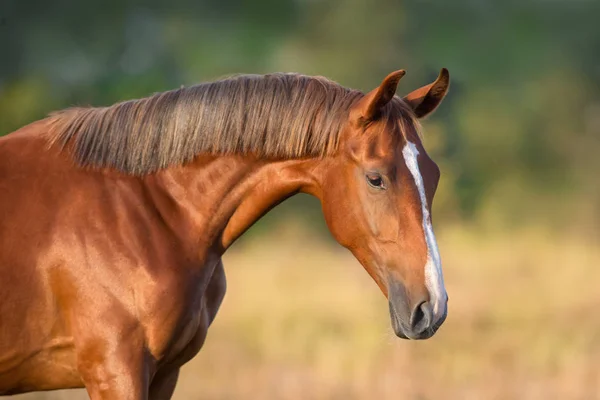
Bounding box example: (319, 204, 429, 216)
(12, 220, 600, 400)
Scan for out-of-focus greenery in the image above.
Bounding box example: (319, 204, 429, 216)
(1, 0, 599, 233)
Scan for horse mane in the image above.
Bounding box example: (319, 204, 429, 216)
(48, 73, 415, 175)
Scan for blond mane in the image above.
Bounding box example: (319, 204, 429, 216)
(49, 73, 416, 175)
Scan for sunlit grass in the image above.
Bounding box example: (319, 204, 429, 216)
(13, 221, 600, 399)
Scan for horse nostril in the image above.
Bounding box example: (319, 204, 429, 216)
(410, 301, 433, 334)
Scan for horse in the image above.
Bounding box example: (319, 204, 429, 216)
(0, 68, 450, 398)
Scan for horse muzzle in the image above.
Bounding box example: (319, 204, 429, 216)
(387, 281, 448, 340)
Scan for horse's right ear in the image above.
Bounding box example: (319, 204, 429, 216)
(352, 70, 406, 124)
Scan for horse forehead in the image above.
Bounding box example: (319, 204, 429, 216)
(399, 139, 440, 193)
(379, 115, 420, 157)
(360, 123, 404, 161)
(350, 117, 420, 163)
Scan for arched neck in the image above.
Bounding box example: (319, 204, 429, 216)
(142, 154, 325, 257)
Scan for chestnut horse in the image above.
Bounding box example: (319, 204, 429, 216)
(0, 69, 450, 398)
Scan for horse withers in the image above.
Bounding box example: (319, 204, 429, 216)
(0, 69, 450, 398)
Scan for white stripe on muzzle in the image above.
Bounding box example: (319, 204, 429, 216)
(402, 141, 447, 322)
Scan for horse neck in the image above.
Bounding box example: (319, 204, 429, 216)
(143, 154, 324, 255)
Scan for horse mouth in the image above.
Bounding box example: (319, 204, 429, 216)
(388, 302, 447, 340)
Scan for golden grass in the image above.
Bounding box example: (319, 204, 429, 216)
(12, 221, 600, 399)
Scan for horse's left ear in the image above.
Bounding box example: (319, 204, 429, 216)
(353, 70, 406, 123)
(403, 68, 450, 119)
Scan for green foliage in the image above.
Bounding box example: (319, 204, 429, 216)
(1, 0, 598, 231)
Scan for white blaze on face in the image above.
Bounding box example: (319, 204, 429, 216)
(402, 141, 448, 321)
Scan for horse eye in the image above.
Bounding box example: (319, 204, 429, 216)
(366, 173, 385, 189)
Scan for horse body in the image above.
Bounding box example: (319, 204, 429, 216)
(0, 119, 313, 396)
(0, 70, 450, 398)
(0, 122, 228, 395)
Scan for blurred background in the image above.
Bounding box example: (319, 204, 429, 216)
(2, 0, 600, 398)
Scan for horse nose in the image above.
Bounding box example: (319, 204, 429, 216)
(388, 282, 442, 339)
(407, 300, 433, 338)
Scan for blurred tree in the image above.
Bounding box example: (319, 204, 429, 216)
(1, 0, 598, 232)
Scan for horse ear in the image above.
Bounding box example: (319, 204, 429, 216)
(403, 68, 450, 119)
(354, 70, 406, 123)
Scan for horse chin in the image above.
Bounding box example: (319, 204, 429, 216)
(390, 320, 435, 340)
